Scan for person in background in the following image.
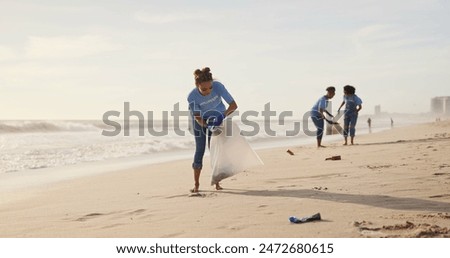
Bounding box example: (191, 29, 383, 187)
(310, 86, 336, 148)
(187, 67, 237, 193)
(367, 117, 372, 133)
(338, 85, 362, 145)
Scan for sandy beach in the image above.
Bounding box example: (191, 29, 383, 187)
(0, 121, 449, 238)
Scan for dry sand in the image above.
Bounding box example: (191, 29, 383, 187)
(0, 121, 449, 237)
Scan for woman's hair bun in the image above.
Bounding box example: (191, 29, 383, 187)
(193, 69, 202, 76)
(193, 67, 213, 84)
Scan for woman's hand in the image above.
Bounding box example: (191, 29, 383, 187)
(224, 101, 238, 117)
(207, 114, 225, 127)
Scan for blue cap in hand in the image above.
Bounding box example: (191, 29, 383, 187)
(207, 113, 225, 127)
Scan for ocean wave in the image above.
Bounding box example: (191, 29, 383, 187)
(0, 120, 190, 134)
(0, 120, 105, 134)
(0, 132, 195, 173)
(1, 115, 431, 173)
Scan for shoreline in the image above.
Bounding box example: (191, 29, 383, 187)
(0, 121, 401, 195)
(1, 121, 449, 237)
(0, 121, 428, 204)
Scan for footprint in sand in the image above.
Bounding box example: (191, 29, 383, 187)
(75, 213, 105, 222)
(417, 213, 450, 219)
(101, 223, 125, 229)
(127, 209, 146, 215)
(429, 194, 450, 199)
(433, 172, 450, 176)
(277, 185, 298, 189)
(365, 165, 393, 170)
(354, 220, 450, 237)
(438, 164, 450, 169)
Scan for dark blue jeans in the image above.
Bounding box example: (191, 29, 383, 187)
(192, 117, 212, 170)
(311, 116, 324, 140)
(343, 113, 358, 137)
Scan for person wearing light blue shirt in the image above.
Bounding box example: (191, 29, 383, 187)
(310, 86, 336, 147)
(338, 85, 363, 145)
(187, 67, 237, 193)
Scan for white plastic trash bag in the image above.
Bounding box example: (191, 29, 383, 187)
(210, 118, 263, 185)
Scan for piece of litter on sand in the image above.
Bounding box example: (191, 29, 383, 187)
(286, 149, 294, 155)
(289, 213, 321, 223)
(325, 155, 341, 161)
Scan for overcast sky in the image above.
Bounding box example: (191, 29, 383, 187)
(1, 0, 449, 119)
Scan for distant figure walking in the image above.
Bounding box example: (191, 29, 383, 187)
(337, 85, 362, 145)
(367, 117, 372, 133)
(390, 118, 394, 128)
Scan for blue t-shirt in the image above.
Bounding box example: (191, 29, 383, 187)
(343, 94, 362, 115)
(187, 81, 234, 119)
(311, 96, 328, 117)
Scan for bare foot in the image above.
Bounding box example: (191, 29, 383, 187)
(215, 183, 223, 190)
(343, 142, 348, 146)
(318, 145, 326, 148)
(190, 183, 199, 193)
